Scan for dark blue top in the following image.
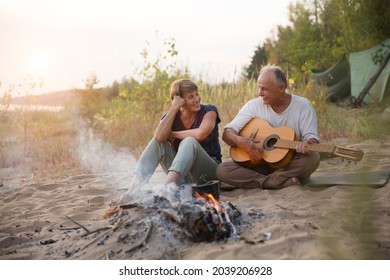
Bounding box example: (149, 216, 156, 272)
(162, 104, 222, 163)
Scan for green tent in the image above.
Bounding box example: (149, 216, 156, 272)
(311, 54, 351, 102)
(350, 39, 390, 104)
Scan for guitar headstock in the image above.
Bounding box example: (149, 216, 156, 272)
(334, 146, 364, 161)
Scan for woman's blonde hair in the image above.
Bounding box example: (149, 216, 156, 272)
(170, 79, 198, 100)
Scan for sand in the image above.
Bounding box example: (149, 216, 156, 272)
(1, 136, 389, 260)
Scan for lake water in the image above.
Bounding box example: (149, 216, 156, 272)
(1, 104, 64, 112)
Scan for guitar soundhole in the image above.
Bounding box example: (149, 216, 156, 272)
(264, 134, 280, 151)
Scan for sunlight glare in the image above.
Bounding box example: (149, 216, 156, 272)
(32, 54, 48, 72)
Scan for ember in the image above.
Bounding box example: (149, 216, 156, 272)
(179, 192, 240, 242)
(119, 183, 242, 244)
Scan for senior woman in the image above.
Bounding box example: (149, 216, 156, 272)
(111, 79, 222, 205)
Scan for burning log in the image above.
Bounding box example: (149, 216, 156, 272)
(118, 182, 242, 243)
(179, 193, 240, 242)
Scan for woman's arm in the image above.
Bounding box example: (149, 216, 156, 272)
(154, 96, 184, 143)
(170, 111, 217, 142)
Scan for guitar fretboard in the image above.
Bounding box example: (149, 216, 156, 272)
(275, 139, 335, 153)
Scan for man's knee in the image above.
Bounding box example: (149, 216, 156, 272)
(298, 152, 321, 179)
(216, 162, 226, 180)
(307, 152, 320, 170)
(216, 161, 237, 181)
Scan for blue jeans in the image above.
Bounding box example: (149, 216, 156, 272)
(134, 137, 219, 185)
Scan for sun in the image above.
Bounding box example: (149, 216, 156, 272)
(32, 54, 48, 72)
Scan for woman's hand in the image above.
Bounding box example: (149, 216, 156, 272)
(154, 95, 185, 143)
(171, 95, 185, 110)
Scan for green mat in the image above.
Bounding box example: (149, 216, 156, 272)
(307, 170, 390, 188)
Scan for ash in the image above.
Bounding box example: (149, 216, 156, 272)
(43, 184, 265, 260)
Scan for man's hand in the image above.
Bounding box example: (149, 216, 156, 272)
(296, 138, 318, 154)
(239, 137, 264, 161)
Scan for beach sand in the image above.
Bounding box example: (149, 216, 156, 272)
(1, 136, 389, 260)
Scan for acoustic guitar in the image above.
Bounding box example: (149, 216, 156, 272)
(230, 118, 364, 169)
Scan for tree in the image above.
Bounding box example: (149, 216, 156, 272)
(106, 80, 119, 100)
(77, 73, 105, 122)
(83, 72, 100, 91)
(264, 2, 329, 84)
(94, 37, 190, 151)
(245, 44, 268, 80)
(256, 0, 390, 87)
(318, 0, 390, 52)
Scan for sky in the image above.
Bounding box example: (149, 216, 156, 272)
(0, 0, 294, 95)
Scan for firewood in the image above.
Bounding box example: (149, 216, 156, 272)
(125, 220, 153, 254)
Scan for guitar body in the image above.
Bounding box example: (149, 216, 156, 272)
(230, 118, 364, 168)
(230, 118, 298, 169)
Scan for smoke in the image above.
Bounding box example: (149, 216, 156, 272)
(77, 126, 137, 174)
(75, 124, 172, 202)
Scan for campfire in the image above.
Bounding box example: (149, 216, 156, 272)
(179, 191, 241, 242)
(112, 179, 242, 243)
(54, 181, 263, 260)
(22, 178, 265, 260)
(149, 180, 241, 242)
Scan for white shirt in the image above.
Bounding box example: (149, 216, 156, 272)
(225, 94, 319, 141)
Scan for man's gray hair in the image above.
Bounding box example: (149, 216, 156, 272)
(259, 64, 288, 88)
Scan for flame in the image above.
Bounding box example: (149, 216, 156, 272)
(195, 192, 220, 208)
(193, 192, 238, 240)
(194, 192, 225, 226)
(206, 193, 219, 207)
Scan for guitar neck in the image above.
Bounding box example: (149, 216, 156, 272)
(275, 139, 335, 154)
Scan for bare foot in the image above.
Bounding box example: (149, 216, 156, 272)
(281, 177, 301, 188)
(110, 175, 147, 206)
(166, 182, 180, 207)
(110, 189, 134, 206)
(263, 176, 301, 189)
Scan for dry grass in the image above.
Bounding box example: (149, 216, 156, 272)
(1, 81, 389, 179)
(0, 109, 85, 180)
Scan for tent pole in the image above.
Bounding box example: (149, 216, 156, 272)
(356, 51, 390, 107)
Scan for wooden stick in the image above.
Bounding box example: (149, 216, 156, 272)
(81, 226, 112, 237)
(66, 215, 112, 237)
(158, 246, 167, 260)
(111, 218, 123, 232)
(59, 227, 81, 231)
(80, 231, 109, 251)
(125, 220, 153, 254)
(275, 203, 288, 210)
(120, 203, 143, 209)
(66, 215, 91, 234)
